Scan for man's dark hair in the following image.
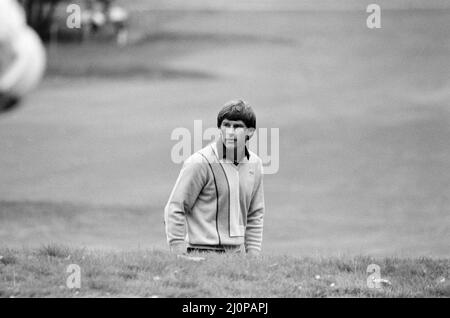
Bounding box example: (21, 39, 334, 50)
(217, 99, 256, 129)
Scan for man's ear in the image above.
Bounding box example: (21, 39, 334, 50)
(246, 127, 255, 140)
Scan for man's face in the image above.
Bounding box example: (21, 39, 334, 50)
(219, 119, 254, 151)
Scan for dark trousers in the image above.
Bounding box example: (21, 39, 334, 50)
(187, 245, 243, 254)
(187, 247, 225, 254)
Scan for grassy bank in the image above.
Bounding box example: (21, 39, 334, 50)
(0, 245, 448, 297)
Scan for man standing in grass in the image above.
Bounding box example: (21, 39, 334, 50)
(165, 100, 265, 256)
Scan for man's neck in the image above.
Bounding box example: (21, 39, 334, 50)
(216, 138, 249, 164)
(226, 146, 245, 165)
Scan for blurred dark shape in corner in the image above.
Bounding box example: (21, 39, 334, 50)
(0, 94, 20, 114)
(0, 0, 47, 115)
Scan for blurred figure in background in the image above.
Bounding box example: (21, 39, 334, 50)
(0, 0, 46, 114)
(81, 0, 107, 37)
(81, 0, 129, 46)
(107, 4, 129, 46)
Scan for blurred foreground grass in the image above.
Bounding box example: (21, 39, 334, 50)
(0, 245, 448, 297)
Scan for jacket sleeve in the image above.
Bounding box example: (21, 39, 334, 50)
(164, 154, 207, 253)
(245, 159, 265, 253)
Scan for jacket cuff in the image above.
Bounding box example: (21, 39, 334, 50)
(246, 246, 261, 255)
(169, 241, 187, 254)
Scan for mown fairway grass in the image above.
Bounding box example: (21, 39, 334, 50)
(0, 245, 448, 298)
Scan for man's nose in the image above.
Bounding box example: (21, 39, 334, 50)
(225, 127, 236, 135)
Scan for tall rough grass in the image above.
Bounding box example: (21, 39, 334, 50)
(0, 245, 448, 297)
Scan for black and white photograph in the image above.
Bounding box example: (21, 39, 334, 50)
(0, 0, 449, 303)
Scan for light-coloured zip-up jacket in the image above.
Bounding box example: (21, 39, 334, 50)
(164, 141, 265, 253)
